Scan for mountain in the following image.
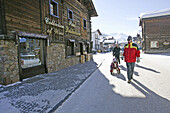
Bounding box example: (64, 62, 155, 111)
(107, 33, 128, 43)
(101, 33, 109, 38)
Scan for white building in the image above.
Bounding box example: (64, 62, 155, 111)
(91, 29, 102, 52)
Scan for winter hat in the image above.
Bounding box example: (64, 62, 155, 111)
(127, 36, 132, 41)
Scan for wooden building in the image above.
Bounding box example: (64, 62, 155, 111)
(140, 9, 170, 53)
(0, 0, 97, 85)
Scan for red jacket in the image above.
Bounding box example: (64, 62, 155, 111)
(123, 42, 140, 63)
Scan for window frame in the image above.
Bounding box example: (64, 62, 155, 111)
(49, 0, 59, 18)
(150, 41, 159, 48)
(68, 9, 74, 21)
(83, 18, 87, 29)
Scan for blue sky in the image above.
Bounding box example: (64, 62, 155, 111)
(91, 0, 170, 36)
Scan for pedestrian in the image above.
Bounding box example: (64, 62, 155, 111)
(123, 36, 140, 83)
(113, 44, 121, 64)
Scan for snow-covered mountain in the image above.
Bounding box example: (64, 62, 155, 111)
(106, 33, 128, 43)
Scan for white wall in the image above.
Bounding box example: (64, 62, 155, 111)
(92, 31, 101, 50)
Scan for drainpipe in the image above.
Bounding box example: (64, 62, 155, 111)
(89, 16, 92, 53)
(143, 22, 146, 53)
(39, 0, 43, 34)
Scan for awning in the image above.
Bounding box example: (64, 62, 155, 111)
(79, 41, 84, 44)
(18, 31, 48, 39)
(86, 42, 90, 44)
(69, 39, 75, 42)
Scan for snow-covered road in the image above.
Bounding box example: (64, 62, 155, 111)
(55, 52, 170, 113)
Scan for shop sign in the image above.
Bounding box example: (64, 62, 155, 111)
(18, 32, 48, 39)
(47, 28, 64, 36)
(69, 20, 76, 27)
(163, 41, 169, 45)
(0, 45, 8, 47)
(44, 17, 64, 29)
(65, 26, 81, 36)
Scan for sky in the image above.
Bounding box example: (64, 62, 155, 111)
(91, 0, 170, 37)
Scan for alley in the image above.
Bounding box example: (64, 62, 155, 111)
(55, 52, 170, 113)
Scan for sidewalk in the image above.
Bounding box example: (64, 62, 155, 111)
(0, 56, 104, 113)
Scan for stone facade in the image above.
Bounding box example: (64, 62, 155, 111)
(0, 40, 19, 85)
(0, 0, 97, 85)
(47, 43, 80, 73)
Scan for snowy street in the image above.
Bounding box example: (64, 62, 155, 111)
(55, 52, 170, 113)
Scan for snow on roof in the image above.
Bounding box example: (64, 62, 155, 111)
(103, 40, 115, 44)
(140, 8, 170, 19)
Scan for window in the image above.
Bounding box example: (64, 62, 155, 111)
(68, 9, 73, 20)
(49, 0, 59, 18)
(83, 18, 87, 29)
(150, 41, 159, 48)
(20, 38, 44, 68)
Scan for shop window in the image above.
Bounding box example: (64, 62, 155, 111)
(68, 9, 73, 20)
(49, 0, 59, 18)
(20, 38, 44, 68)
(83, 18, 87, 29)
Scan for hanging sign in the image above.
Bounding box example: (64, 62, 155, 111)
(163, 41, 169, 45)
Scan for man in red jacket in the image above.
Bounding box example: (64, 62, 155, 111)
(123, 36, 140, 83)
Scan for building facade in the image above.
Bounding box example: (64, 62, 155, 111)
(91, 29, 102, 52)
(0, 0, 97, 85)
(140, 9, 170, 53)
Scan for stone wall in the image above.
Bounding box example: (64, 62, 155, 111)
(0, 40, 19, 85)
(47, 43, 80, 73)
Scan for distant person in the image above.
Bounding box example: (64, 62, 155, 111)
(123, 36, 140, 83)
(113, 44, 121, 64)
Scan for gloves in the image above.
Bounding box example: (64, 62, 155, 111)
(137, 57, 140, 63)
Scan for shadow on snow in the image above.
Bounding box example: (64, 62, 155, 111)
(98, 69, 170, 113)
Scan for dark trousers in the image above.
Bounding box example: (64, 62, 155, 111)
(115, 55, 120, 64)
(126, 62, 135, 80)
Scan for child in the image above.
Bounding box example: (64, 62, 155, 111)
(110, 58, 120, 75)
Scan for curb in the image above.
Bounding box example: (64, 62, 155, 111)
(48, 59, 105, 113)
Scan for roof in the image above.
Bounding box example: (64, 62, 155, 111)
(103, 39, 116, 44)
(92, 29, 102, 35)
(97, 29, 102, 35)
(139, 8, 170, 26)
(84, 0, 98, 17)
(140, 8, 170, 19)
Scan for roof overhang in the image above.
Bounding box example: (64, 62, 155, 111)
(139, 8, 170, 26)
(84, 0, 98, 17)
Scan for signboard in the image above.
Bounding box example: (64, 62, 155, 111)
(163, 41, 169, 45)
